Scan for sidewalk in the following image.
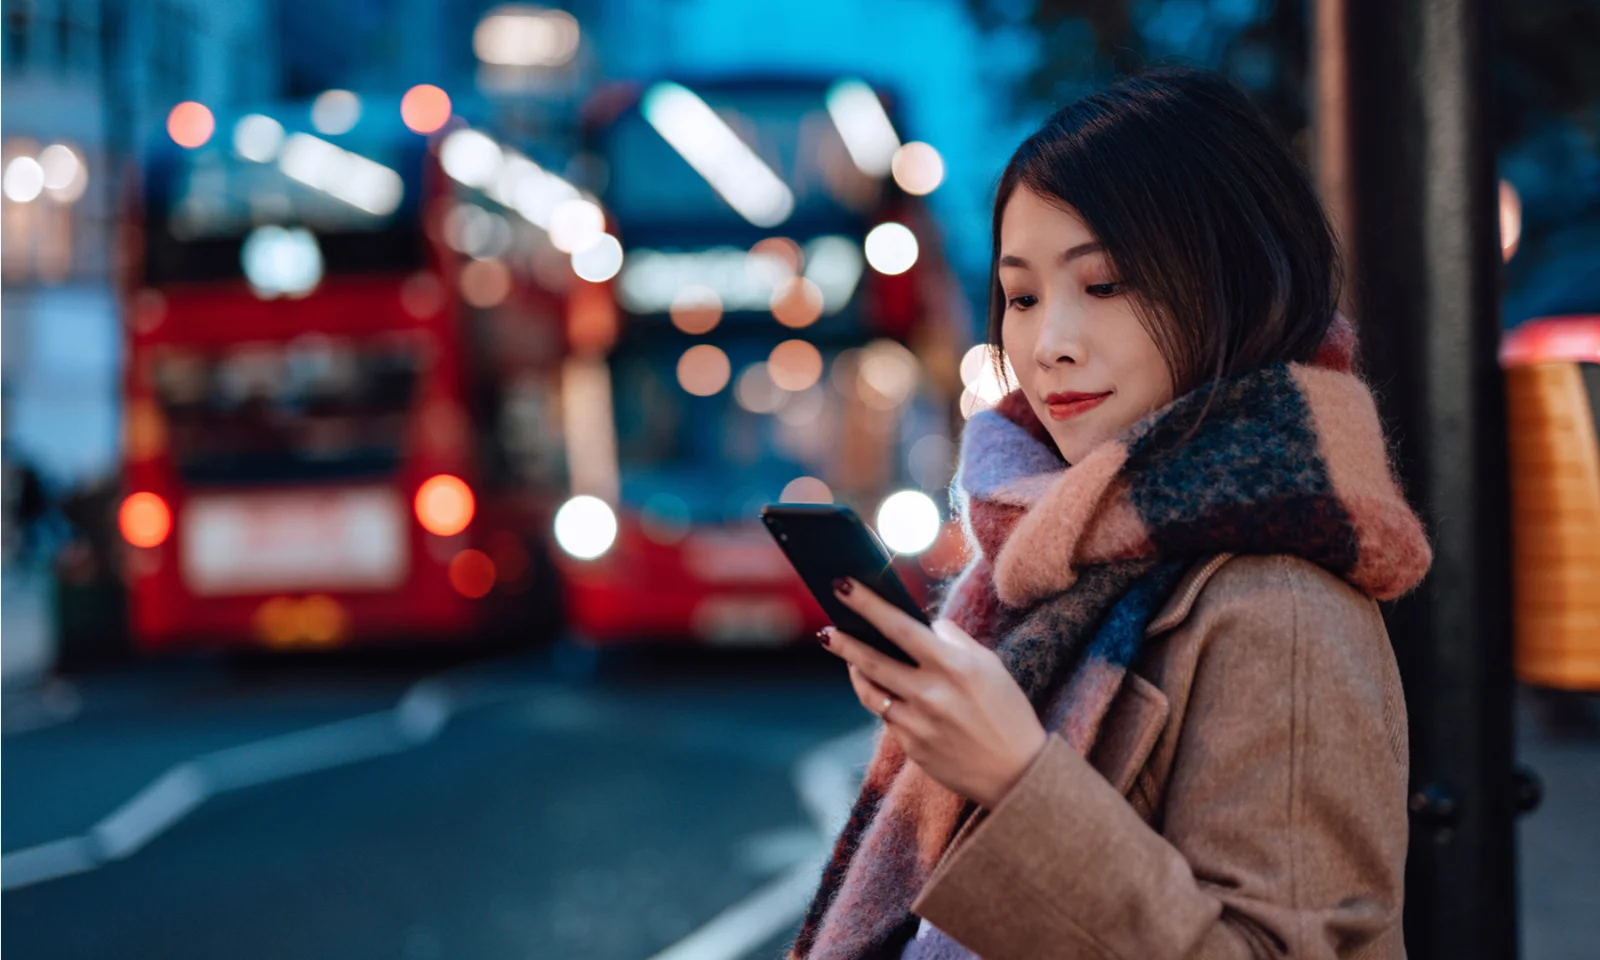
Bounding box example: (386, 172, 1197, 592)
(2, 563, 56, 691)
(1518, 685, 1600, 960)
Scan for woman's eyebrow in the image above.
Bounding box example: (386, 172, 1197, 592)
(998, 242, 1103, 270)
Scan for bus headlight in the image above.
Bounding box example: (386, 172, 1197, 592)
(554, 495, 618, 560)
(875, 490, 940, 555)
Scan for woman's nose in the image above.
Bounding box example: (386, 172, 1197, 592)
(1034, 308, 1084, 367)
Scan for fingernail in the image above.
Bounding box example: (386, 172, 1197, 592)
(832, 578, 853, 596)
(815, 628, 831, 648)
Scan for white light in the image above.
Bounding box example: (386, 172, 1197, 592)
(641, 82, 794, 227)
(803, 235, 864, 313)
(857, 339, 920, 409)
(826, 79, 901, 177)
(474, 5, 581, 67)
(39, 144, 87, 203)
(554, 495, 618, 560)
(241, 225, 324, 298)
(572, 233, 624, 282)
(865, 222, 918, 275)
(440, 129, 504, 189)
(311, 90, 362, 135)
(233, 114, 286, 163)
(3, 157, 44, 203)
(549, 198, 606, 253)
(891, 141, 944, 195)
(963, 345, 1014, 403)
(278, 134, 404, 216)
(875, 490, 941, 555)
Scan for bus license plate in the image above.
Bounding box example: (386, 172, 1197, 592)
(181, 489, 408, 596)
(691, 597, 802, 646)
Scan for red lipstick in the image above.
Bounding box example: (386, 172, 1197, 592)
(1043, 391, 1111, 421)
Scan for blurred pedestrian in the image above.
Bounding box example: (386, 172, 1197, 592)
(795, 69, 1430, 960)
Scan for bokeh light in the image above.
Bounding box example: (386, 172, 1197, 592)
(167, 101, 215, 148)
(876, 490, 941, 554)
(233, 114, 285, 163)
(572, 234, 624, 282)
(891, 141, 945, 195)
(780, 476, 833, 504)
(670, 284, 723, 335)
(39, 144, 86, 202)
(119, 493, 172, 548)
(3, 157, 44, 203)
(735, 363, 785, 414)
(864, 222, 918, 275)
(677, 344, 732, 396)
(549, 198, 606, 253)
(401, 84, 452, 134)
(460, 258, 513, 308)
(448, 549, 497, 599)
(414, 474, 476, 536)
(474, 6, 582, 67)
(770, 277, 825, 328)
(311, 90, 362, 135)
(554, 495, 618, 559)
(1500, 179, 1522, 262)
(857, 339, 919, 408)
(768, 340, 824, 391)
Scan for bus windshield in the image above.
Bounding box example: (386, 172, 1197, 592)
(142, 125, 427, 285)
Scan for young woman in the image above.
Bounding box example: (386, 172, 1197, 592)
(789, 69, 1431, 960)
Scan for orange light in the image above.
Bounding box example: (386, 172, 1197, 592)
(448, 549, 497, 599)
(119, 492, 172, 548)
(166, 102, 215, 149)
(414, 474, 475, 536)
(401, 85, 452, 134)
(299, 595, 348, 645)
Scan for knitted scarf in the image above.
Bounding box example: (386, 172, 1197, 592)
(787, 319, 1432, 960)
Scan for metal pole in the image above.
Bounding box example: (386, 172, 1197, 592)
(1312, 1, 1518, 958)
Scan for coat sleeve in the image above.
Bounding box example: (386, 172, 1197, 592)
(908, 555, 1410, 960)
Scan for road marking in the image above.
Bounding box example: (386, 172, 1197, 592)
(1, 658, 533, 892)
(645, 723, 877, 960)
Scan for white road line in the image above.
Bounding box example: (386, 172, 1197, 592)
(646, 723, 877, 960)
(0, 658, 525, 892)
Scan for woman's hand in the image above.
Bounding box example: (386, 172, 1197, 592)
(819, 577, 1049, 810)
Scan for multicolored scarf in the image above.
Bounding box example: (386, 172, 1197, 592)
(787, 319, 1432, 960)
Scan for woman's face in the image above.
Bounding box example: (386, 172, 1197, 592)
(997, 188, 1175, 464)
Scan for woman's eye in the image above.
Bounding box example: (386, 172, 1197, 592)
(1086, 281, 1124, 298)
(1006, 295, 1037, 311)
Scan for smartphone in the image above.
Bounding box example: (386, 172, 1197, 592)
(760, 503, 928, 666)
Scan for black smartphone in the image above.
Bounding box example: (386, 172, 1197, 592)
(760, 503, 928, 666)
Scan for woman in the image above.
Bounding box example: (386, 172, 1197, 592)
(790, 69, 1431, 960)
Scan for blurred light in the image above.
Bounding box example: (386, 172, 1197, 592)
(960, 346, 1014, 416)
(959, 343, 990, 387)
(119, 493, 172, 548)
(768, 340, 824, 391)
(876, 490, 940, 554)
(640, 493, 691, 545)
(554, 495, 617, 559)
(3, 157, 44, 203)
(825, 79, 900, 177)
(233, 114, 285, 163)
(620, 247, 781, 313)
(401, 84, 452, 134)
(448, 549, 497, 598)
(572, 233, 624, 282)
(549, 198, 605, 253)
(857, 339, 920, 409)
(254, 597, 300, 646)
(38, 144, 83, 198)
(440, 129, 503, 188)
(677, 344, 732, 396)
(167, 102, 215, 148)
(865, 222, 918, 275)
(1500, 179, 1522, 262)
(474, 5, 581, 67)
(909, 433, 955, 490)
(241, 225, 324, 298)
(776, 384, 825, 426)
(749, 237, 802, 279)
(444, 204, 511, 259)
(780, 476, 833, 504)
(124, 398, 168, 462)
(735, 363, 784, 414)
(299, 595, 348, 645)
(670, 284, 723, 334)
(460, 258, 513, 308)
(891, 141, 944, 195)
(415, 474, 476, 536)
(641, 81, 794, 227)
(400, 272, 446, 319)
(312, 90, 363, 135)
(804, 235, 864, 313)
(771, 277, 825, 329)
(278, 133, 404, 215)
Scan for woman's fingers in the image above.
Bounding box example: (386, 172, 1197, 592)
(821, 627, 921, 701)
(830, 579, 937, 667)
(847, 664, 897, 719)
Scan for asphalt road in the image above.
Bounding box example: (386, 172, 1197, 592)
(2, 641, 875, 960)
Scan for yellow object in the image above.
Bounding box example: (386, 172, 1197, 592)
(1505, 361, 1600, 690)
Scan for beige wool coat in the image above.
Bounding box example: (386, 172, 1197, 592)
(906, 552, 1411, 959)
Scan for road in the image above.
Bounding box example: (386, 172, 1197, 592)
(2, 642, 874, 960)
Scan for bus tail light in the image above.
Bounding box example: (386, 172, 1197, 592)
(119, 492, 173, 548)
(414, 474, 475, 537)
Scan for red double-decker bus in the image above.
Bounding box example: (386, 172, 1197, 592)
(549, 75, 970, 647)
(119, 96, 569, 651)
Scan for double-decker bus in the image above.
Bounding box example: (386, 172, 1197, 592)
(550, 75, 969, 646)
(119, 95, 569, 651)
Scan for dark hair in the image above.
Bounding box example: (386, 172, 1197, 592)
(987, 68, 1341, 397)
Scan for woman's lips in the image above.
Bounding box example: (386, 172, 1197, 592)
(1043, 391, 1111, 421)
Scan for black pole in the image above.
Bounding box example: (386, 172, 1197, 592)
(1313, 0, 1517, 957)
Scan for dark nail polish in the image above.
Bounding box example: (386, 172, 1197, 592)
(815, 628, 831, 648)
(832, 577, 853, 596)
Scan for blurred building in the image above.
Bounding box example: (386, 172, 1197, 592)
(1, 0, 276, 487)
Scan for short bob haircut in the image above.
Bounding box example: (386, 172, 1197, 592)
(988, 68, 1342, 398)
